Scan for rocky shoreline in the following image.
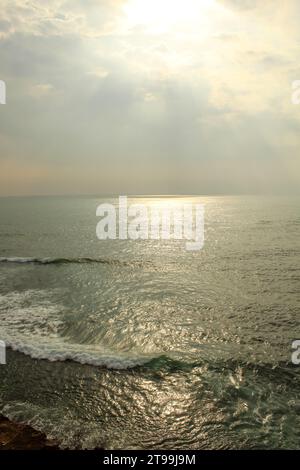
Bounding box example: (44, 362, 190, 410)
(0, 415, 60, 450)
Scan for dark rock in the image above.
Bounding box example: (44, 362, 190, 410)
(0, 415, 60, 450)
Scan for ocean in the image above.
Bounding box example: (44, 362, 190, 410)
(0, 195, 299, 449)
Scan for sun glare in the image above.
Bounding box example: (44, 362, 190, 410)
(123, 0, 217, 33)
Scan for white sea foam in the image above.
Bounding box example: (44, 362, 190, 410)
(0, 290, 155, 369)
(4, 338, 154, 369)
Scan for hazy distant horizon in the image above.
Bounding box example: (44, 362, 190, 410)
(1, 191, 300, 199)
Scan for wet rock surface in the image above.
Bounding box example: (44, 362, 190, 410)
(0, 415, 59, 450)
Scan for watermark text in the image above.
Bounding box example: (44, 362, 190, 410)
(0, 80, 6, 105)
(0, 340, 6, 364)
(96, 196, 204, 251)
(291, 340, 300, 365)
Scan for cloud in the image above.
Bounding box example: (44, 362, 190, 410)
(217, 0, 259, 11)
(0, 0, 300, 195)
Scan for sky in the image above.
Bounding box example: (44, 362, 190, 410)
(0, 0, 300, 196)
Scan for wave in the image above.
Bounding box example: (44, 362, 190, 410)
(4, 339, 296, 375)
(0, 289, 160, 370)
(0, 290, 295, 373)
(4, 339, 163, 369)
(0, 256, 149, 267)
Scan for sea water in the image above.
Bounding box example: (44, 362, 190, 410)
(0, 195, 299, 449)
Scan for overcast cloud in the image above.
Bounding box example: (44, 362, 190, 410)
(0, 0, 300, 195)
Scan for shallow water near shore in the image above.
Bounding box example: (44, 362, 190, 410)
(0, 195, 299, 449)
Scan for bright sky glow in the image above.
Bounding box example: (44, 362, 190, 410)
(123, 0, 217, 32)
(1, 0, 300, 195)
